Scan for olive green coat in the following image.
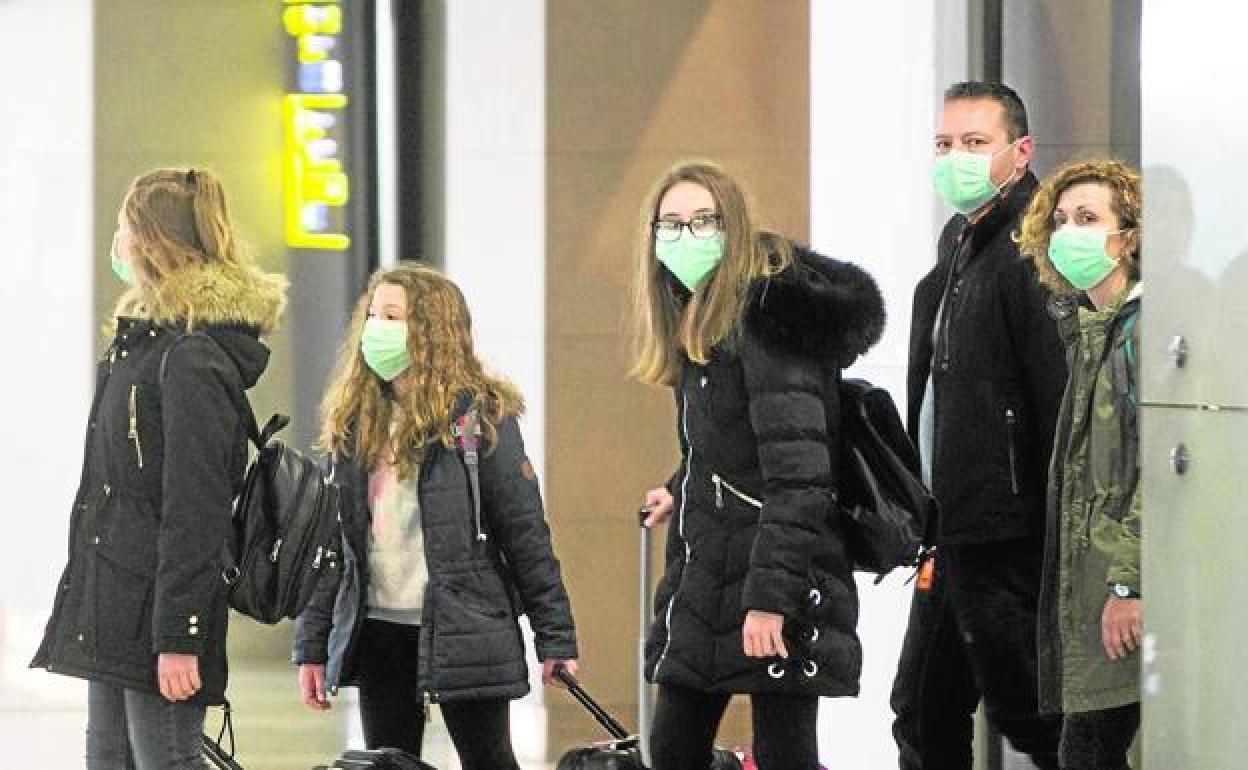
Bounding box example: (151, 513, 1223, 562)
(1037, 283, 1142, 714)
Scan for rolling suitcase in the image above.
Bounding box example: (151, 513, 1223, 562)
(553, 510, 741, 770)
(313, 748, 436, 770)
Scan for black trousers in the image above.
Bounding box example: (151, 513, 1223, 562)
(1059, 703, 1139, 770)
(649, 681, 820, 770)
(353, 619, 520, 770)
(891, 539, 1063, 770)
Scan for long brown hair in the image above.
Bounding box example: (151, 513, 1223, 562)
(630, 161, 791, 386)
(1017, 159, 1142, 297)
(320, 263, 524, 479)
(113, 168, 279, 327)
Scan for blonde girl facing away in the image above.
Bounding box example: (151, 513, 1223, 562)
(33, 168, 287, 769)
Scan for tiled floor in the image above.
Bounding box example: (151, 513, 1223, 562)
(1, 663, 562, 769)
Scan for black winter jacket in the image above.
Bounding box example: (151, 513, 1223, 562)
(907, 172, 1067, 545)
(291, 407, 578, 704)
(32, 263, 286, 705)
(643, 246, 886, 696)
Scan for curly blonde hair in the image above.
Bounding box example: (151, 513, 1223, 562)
(320, 263, 523, 479)
(1017, 159, 1142, 296)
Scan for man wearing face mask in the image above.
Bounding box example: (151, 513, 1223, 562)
(890, 81, 1067, 770)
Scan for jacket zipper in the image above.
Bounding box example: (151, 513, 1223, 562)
(711, 473, 763, 510)
(128, 385, 144, 470)
(1005, 408, 1020, 495)
(654, 390, 693, 680)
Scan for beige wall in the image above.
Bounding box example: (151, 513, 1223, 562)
(546, 0, 810, 747)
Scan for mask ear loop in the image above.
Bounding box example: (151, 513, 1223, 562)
(990, 138, 1026, 198)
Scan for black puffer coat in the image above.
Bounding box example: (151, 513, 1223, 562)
(643, 246, 886, 696)
(31, 263, 286, 705)
(292, 407, 578, 703)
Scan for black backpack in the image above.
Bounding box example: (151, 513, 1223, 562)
(160, 337, 341, 625)
(835, 378, 935, 580)
(223, 406, 341, 624)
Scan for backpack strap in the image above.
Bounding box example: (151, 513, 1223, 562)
(1115, 304, 1140, 411)
(453, 407, 486, 542)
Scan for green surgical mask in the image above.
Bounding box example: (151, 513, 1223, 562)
(361, 318, 413, 381)
(1048, 226, 1123, 291)
(110, 232, 135, 285)
(655, 232, 725, 292)
(930, 143, 1018, 215)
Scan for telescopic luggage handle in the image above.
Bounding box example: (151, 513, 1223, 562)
(553, 664, 633, 742)
(639, 507, 655, 764)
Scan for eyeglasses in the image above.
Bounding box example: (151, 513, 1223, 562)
(652, 214, 723, 242)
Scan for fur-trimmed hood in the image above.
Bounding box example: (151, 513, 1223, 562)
(115, 261, 287, 389)
(117, 260, 288, 335)
(743, 245, 886, 365)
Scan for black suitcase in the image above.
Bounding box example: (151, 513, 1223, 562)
(553, 511, 742, 770)
(313, 748, 437, 770)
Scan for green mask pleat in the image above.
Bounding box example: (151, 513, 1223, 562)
(655, 232, 725, 291)
(361, 318, 414, 382)
(1048, 227, 1121, 291)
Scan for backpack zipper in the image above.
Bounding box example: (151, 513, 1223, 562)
(128, 385, 144, 470)
(711, 473, 763, 510)
(1005, 408, 1020, 495)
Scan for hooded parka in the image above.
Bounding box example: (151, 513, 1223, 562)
(643, 245, 886, 697)
(1037, 283, 1142, 715)
(291, 405, 578, 704)
(32, 262, 286, 706)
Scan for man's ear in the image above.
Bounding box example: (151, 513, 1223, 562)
(1014, 135, 1035, 171)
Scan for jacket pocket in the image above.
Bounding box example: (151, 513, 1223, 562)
(1004, 408, 1021, 495)
(711, 472, 763, 510)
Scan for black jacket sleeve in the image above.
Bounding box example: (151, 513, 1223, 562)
(480, 416, 578, 661)
(738, 330, 836, 617)
(154, 334, 240, 655)
(1002, 258, 1068, 466)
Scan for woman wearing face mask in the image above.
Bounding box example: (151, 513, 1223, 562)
(1018, 160, 1143, 770)
(292, 263, 578, 770)
(32, 168, 288, 768)
(633, 161, 886, 769)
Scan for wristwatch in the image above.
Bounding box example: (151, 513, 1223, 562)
(1110, 583, 1140, 599)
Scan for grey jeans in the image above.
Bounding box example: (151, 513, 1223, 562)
(86, 681, 209, 770)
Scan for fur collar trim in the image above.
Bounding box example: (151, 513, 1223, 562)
(115, 261, 287, 334)
(743, 246, 886, 365)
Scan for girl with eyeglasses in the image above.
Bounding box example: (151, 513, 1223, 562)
(631, 161, 886, 769)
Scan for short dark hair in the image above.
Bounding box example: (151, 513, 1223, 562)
(944, 81, 1029, 141)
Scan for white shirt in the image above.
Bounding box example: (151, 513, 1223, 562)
(366, 460, 428, 625)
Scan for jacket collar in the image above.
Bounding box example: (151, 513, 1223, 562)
(962, 170, 1039, 258)
(743, 244, 887, 365)
(113, 261, 287, 335)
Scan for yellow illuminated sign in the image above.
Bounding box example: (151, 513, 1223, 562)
(282, 1, 349, 251)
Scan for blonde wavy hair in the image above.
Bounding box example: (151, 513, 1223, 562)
(1017, 159, 1142, 297)
(630, 161, 791, 386)
(320, 263, 524, 479)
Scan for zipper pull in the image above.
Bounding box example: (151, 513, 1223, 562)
(312, 545, 323, 569)
(1006, 408, 1017, 425)
(270, 538, 283, 563)
(712, 475, 724, 509)
(128, 385, 144, 469)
